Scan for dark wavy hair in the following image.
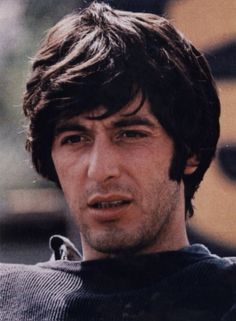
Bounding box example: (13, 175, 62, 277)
(23, 1, 220, 217)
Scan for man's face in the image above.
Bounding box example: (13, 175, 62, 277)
(51, 95, 187, 260)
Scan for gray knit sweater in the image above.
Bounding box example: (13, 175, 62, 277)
(1, 236, 236, 321)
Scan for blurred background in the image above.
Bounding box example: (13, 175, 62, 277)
(0, 0, 235, 264)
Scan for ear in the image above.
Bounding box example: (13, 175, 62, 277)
(184, 155, 199, 175)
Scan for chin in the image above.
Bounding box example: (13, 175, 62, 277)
(84, 231, 156, 257)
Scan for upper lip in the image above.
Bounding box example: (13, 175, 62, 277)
(87, 194, 133, 207)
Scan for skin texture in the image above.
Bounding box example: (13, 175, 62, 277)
(52, 95, 190, 260)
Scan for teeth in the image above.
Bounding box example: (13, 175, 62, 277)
(94, 200, 127, 209)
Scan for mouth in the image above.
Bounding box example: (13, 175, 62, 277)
(88, 194, 132, 209)
(87, 195, 133, 222)
(89, 199, 131, 209)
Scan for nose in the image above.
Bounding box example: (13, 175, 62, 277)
(87, 136, 121, 183)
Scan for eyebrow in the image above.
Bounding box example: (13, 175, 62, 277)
(54, 116, 157, 136)
(111, 116, 157, 129)
(54, 123, 88, 136)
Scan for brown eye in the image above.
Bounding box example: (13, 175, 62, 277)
(61, 135, 84, 145)
(119, 130, 147, 139)
(217, 144, 236, 181)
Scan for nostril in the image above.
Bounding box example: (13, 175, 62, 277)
(217, 144, 236, 181)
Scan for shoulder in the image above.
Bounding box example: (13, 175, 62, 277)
(0, 262, 55, 289)
(196, 250, 236, 275)
(0, 263, 49, 308)
(0, 260, 82, 319)
(0, 262, 40, 278)
(174, 244, 236, 287)
(0, 260, 79, 293)
(215, 256, 236, 284)
(0, 261, 82, 309)
(0, 259, 82, 281)
(0, 261, 58, 275)
(180, 243, 236, 269)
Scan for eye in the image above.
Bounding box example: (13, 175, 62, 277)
(118, 130, 148, 139)
(60, 134, 89, 145)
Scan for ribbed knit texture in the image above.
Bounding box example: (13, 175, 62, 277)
(1, 244, 236, 321)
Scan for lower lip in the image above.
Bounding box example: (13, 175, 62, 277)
(88, 202, 131, 222)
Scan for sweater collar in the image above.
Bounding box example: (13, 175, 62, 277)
(49, 235, 82, 261)
(48, 234, 213, 264)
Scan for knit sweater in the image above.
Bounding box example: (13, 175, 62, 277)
(1, 236, 236, 321)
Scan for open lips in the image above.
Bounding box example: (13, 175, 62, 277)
(88, 196, 132, 209)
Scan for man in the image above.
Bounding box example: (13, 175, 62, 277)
(1, 2, 236, 320)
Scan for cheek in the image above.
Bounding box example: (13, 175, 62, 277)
(52, 151, 78, 191)
(127, 147, 172, 179)
(128, 145, 174, 203)
(126, 154, 172, 208)
(53, 161, 81, 212)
